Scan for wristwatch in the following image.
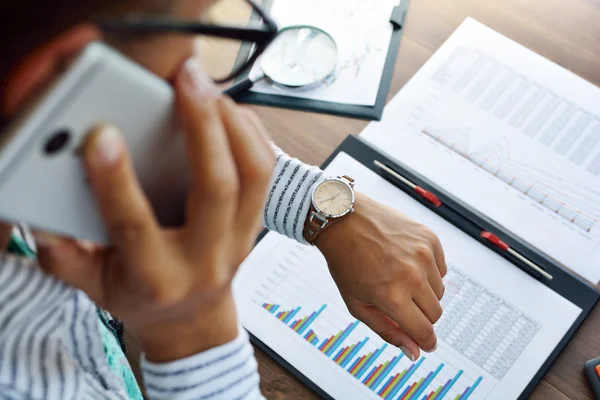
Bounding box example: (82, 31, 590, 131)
(303, 175, 355, 245)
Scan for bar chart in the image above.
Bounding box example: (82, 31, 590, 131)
(234, 221, 565, 400)
(236, 191, 575, 399)
(261, 298, 484, 399)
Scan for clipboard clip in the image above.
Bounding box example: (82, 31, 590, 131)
(389, 5, 407, 30)
(373, 160, 554, 281)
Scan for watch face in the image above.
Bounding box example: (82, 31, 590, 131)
(313, 178, 354, 217)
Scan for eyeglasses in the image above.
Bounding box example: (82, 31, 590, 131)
(99, 0, 278, 84)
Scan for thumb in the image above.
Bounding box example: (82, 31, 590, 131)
(34, 232, 108, 304)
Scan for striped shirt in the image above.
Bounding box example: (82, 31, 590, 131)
(0, 147, 326, 399)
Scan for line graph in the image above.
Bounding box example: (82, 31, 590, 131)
(421, 127, 600, 232)
(326, 44, 384, 85)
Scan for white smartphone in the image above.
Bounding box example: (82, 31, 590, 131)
(0, 42, 189, 245)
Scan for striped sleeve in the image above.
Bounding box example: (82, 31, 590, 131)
(263, 145, 328, 243)
(141, 329, 263, 400)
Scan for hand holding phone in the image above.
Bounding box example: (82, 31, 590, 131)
(33, 58, 276, 360)
(0, 42, 189, 244)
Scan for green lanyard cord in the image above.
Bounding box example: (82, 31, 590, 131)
(7, 233, 36, 258)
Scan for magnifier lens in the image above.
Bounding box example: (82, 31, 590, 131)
(260, 27, 338, 88)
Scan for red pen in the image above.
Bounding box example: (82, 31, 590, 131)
(373, 160, 442, 207)
(374, 160, 553, 280)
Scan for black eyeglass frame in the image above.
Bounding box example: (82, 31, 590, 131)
(99, 0, 278, 84)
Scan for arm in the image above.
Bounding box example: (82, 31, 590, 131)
(141, 329, 262, 400)
(263, 146, 447, 360)
(0, 253, 261, 400)
(263, 145, 325, 243)
(0, 253, 131, 399)
(33, 60, 269, 398)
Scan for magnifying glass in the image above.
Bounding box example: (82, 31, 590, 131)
(224, 25, 338, 97)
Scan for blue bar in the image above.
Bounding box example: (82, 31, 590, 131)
(326, 320, 359, 357)
(356, 344, 388, 379)
(460, 377, 483, 400)
(411, 363, 444, 399)
(333, 347, 346, 361)
(297, 304, 327, 335)
(371, 354, 402, 390)
(348, 356, 362, 373)
(362, 365, 379, 384)
(283, 307, 301, 324)
(303, 329, 313, 339)
(378, 375, 396, 396)
(341, 337, 369, 368)
(319, 337, 330, 350)
(386, 357, 425, 400)
(270, 305, 279, 314)
(311, 337, 319, 345)
(437, 370, 463, 399)
(397, 384, 412, 400)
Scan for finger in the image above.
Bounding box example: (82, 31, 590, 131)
(34, 231, 108, 306)
(175, 57, 238, 231)
(414, 284, 444, 324)
(83, 124, 161, 261)
(348, 300, 420, 362)
(427, 258, 445, 300)
(377, 298, 438, 352)
(241, 107, 272, 145)
(431, 234, 447, 278)
(219, 100, 274, 235)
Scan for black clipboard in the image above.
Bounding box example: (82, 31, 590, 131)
(228, 0, 409, 121)
(248, 135, 599, 399)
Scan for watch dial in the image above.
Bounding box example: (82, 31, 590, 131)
(314, 180, 353, 215)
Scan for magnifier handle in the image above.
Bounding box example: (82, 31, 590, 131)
(223, 77, 256, 98)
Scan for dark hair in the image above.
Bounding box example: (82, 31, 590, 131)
(0, 0, 168, 80)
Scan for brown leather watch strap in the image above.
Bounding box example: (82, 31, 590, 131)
(304, 206, 347, 245)
(303, 205, 323, 245)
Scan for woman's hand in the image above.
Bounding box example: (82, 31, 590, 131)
(35, 58, 274, 362)
(317, 193, 447, 362)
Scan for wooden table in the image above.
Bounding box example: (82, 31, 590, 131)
(127, 0, 600, 398)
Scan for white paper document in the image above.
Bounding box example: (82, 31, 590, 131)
(234, 152, 581, 400)
(250, 0, 399, 106)
(361, 18, 600, 282)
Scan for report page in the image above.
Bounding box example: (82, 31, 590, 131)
(234, 152, 581, 400)
(361, 18, 600, 282)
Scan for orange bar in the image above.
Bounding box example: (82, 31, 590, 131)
(319, 336, 334, 352)
(334, 347, 351, 363)
(380, 373, 400, 397)
(365, 364, 383, 386)
(349, 355, 367, 375)
(400, 382, 417, 400)
(293, 316, 308, 331)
